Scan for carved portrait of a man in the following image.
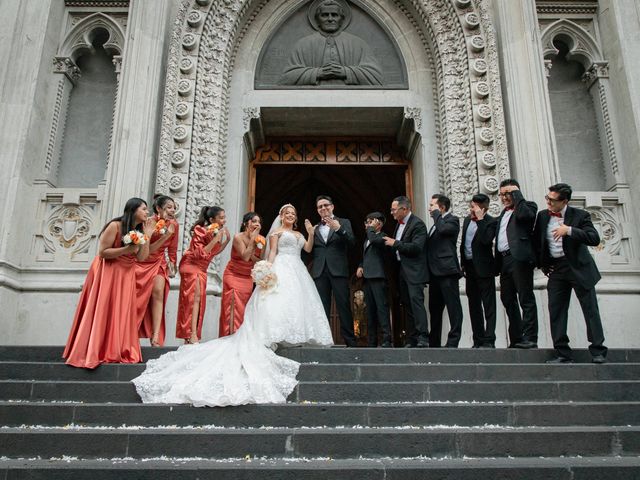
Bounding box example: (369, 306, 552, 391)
(279, 0, 383, 86)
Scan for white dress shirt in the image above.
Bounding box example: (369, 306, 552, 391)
(394, 212, 411, 260)
(464, 219, 478, 260)
(497, 209, 513, 253)
(546, 205, 571, 258)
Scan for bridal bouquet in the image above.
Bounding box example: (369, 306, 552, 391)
(154, 219, 167, 235)
(207, 222, 220, 235)
(123, 230, 148, 246)
(251, 260, 278, 294)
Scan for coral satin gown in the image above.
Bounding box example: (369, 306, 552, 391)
(136, 216, 179, 346)
(218, 245, 256, 337)
(63, 225, 142, 369)
(175, 225, 223, 340)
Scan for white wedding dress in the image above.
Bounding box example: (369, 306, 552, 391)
(132, 230, 334, 407)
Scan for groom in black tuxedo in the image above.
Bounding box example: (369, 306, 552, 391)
(310, 195, 357, 347)
(384, 196, 430, 347)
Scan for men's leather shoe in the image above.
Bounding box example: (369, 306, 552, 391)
(416, 340, 429, 348)
(479, 343, 495, 349)
(404, 343, 415, 348)
(380, 341, 393, 348)
(592, 355, 607, 364)
(546, 356, 573, 364)
(514, 341, 538, 349)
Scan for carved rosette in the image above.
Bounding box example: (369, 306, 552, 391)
(156, 0, 510, 244)
(43, 204, 94, 257)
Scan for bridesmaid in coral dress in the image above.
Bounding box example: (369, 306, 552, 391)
(218, 212, 265, 337)
(176, 206, 230, 344)
(136, 195, 179, 347)
(63, 198, 155, 369)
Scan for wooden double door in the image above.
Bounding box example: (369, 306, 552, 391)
(249, 138, 412, 345)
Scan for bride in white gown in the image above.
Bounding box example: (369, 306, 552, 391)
(132, 204, 334, 407)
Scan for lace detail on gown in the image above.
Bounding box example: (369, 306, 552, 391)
(132, 230, 333, 407)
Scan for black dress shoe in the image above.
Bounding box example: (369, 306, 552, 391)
(404, 343, 415, 348)
(479, 343, 495, 349)
(546, 356, 573, 364)
(514, 341, 538, 349)
(416, 340, 429, 348)
(592, 355, 607, 364)
(380, 341, 393, 348)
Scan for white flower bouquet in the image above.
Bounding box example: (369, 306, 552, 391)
(122, 230, 148, 246)
(251, 260, 278, 294)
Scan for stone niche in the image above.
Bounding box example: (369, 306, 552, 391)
(255, 0, 408, 89)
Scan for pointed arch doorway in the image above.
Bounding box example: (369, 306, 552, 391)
(249, 137, 412, 345)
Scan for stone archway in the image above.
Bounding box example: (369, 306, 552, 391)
(156, 0, 510, 255)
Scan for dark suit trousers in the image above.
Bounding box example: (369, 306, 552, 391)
(428, 275, 464, 347)
(364, 278, 391, 346)
(398, 271, 429, 345)
(547, 258, 607, 359)
(463, 260, 497, 347)
(315, 267, 356, 347)
(499, 254, 538, 345)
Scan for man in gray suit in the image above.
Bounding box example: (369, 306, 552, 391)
(311, 195, 357, 347)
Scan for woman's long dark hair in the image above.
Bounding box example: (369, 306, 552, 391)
(153, 194, 174, 215)
(100, 197, 147, 237)
(191, 205, 224, 233)
(240, 211, 261, 232)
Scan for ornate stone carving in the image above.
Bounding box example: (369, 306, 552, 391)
(45, 205, 93, 254)
(582, 61, 609, 85)
(53, 57, 81, 83)
(156, 0, 511, 243)
(403, 107, 422, 130)
(242, 107, 260, 131)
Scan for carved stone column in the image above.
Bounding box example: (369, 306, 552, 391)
(104, 0, 176, 220)
(491, 0, 557, 200)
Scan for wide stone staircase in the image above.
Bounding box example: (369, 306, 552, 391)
(1, 345, 640, 479)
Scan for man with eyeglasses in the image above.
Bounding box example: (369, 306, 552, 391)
(533, 183, 607, 364)
(310, 195, 357, 347)
(495, 179, 539, 348)
(383, 196, 430, 348)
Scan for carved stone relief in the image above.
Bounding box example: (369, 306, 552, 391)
(156, 0, 511, 251)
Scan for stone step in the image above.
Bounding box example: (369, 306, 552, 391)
(2, 456, 640, 480)
(3, 361, 639, 382)
(1, 401, 638, 428)
(2, 379, 640, 403)
(1, 426, 639, 460)
(2, 346, 639, 364)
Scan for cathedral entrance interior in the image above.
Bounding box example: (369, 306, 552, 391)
(250, 133, 413, 345)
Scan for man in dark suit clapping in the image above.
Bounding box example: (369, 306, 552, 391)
(495, 179, 539, 348)
(533, 183, 607, 364)
(426, 194, 464, 348)
(383, 196, 429, 348)
(356, 212, 392, 347)
(460, 194, 498, 348)
(311, 195, 357, 347)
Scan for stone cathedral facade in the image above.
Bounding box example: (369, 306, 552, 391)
(1, 0, 639, 346)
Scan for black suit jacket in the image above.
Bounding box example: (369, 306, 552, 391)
(533, 206, 601, 289)
(494, 189, 538, 271)
(460, 214, 497, 278)
(311, 216, 355, 279)
(359, 227, 387, 279)
(426, 211, 462, 278)
(391, 213, 429, 285)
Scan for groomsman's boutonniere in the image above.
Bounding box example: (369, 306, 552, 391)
(123, 230, 148, 246)
(154, 219, 167, 235)
(207, 223, 220, 235)
(255, 235, 266, 250)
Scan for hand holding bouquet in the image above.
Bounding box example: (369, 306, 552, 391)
(123, 230, 148, 246)
(255, 235, 266, 251)
(154, 219, 167, 235)
(251, 260, 278, 294)
(207, 222, 220, 235)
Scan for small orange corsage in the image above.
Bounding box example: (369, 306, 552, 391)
(154, 219, 167, 235)
(255, 235, 266, 251)
(207, 223, 220, 235)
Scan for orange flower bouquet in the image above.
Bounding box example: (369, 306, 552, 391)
(123, 230, 148, 246)
(207, 222, 220, 235)
(154, 219, 167, 235)
(255, 235, 266, 251)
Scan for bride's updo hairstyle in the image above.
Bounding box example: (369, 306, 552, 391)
(279, 204, 297, 229)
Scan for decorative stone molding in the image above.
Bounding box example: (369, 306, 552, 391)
(53, 57, 81, 83)
(34, 192, 101, 263)
(403, 107, 422, 130)
(156, 0, 511, 238)
(536, 1, 598, 16)
(60, 12, 126, 60)
(582, 60, 609, 85)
